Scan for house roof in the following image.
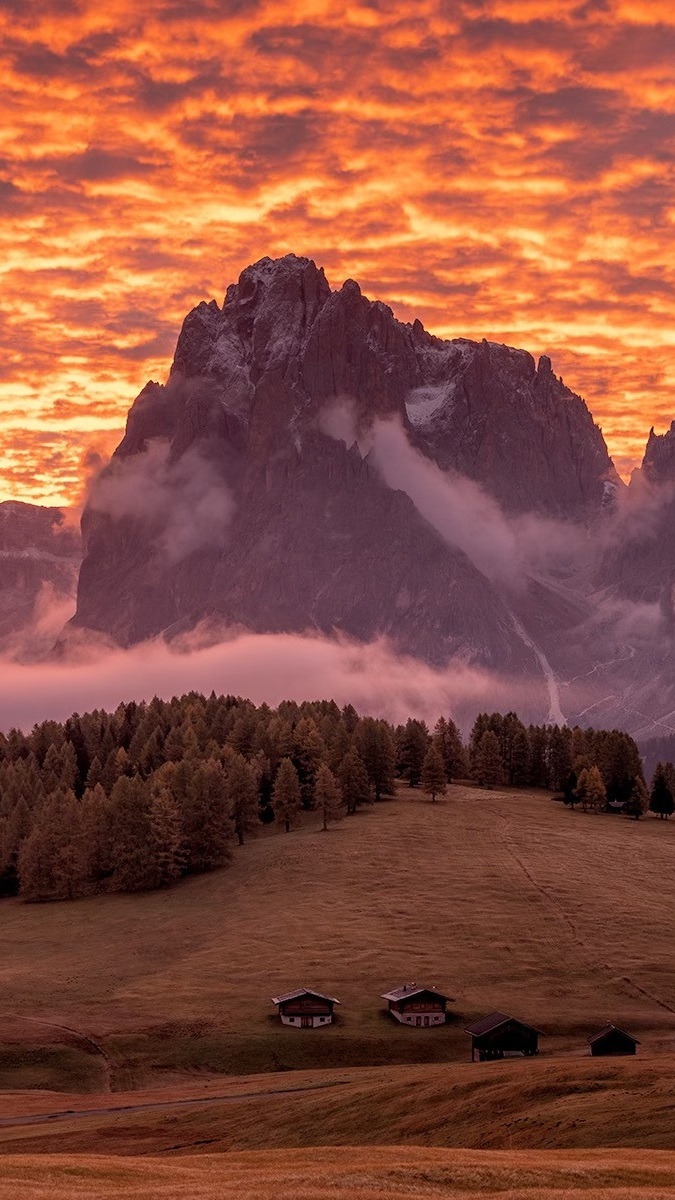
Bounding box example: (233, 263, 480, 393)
(464, 1011, 544, 1037)
(587, 1023, 640, 1046)
(271, 988, 340, 1006)
(381, 983, 453, 1003)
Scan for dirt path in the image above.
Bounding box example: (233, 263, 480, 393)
(0, 1078, 349, 1129)
(6, 1016, 115, 1090)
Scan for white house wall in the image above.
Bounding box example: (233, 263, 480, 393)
(280, 1014, 333, 1028)
(391, 1011, 445, 1026)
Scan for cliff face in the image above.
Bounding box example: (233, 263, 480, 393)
(599, 422, 675, 609)
(73, 253, 617, 682)
(0, 502, 80, 654)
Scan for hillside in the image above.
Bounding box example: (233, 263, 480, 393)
(0, 783, 674, 1094)
(4, 1053, 675, 1155)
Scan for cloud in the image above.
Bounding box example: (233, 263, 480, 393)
(0, 626, 549, 735)
(87, 439, 235, 565)
(2, 0, 675, 507)
(0, 580, 77, 663)
(321, 403, 586, 585)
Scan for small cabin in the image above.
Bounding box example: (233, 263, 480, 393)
(465, 1012, 542, 1061)
(381, 984, 452, 1026)
(588, 1024, 640, 1056)
(271, 988, 340, 1028)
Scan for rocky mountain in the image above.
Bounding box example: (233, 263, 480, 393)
(60, 253, 674, 735)
(0, 502, 80, 657)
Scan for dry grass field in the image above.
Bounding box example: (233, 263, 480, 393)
(2, 781, 675, 1193)
(2, 1053, 675, 1154)
(0, 781, 674, 1093)
(6, 1147, 675, 1200)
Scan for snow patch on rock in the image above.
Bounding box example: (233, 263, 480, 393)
(405, 385, 454, 427)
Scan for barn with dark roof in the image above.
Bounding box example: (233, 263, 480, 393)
(588, 1024, 640, 1056)
(465, 1012, 542, 1061)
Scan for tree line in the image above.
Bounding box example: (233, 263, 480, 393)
(0, 695, 659, 902)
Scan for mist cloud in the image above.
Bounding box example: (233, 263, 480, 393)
(88, 439, 234, 565)
(322, 403, 587, 585)
(0, 627, 549, 735)
(0, 580, 76, 664)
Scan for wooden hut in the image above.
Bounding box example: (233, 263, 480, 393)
(465, 1012, 542, 1061)
(381, 984, 452, 1026)
(271, 988, 340, 1028)
(588, 1024, 640, 1056)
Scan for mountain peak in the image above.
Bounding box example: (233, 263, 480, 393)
(643, 421, 675, 484)
(74, 253, 619, 662)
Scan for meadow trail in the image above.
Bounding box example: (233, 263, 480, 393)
(6, 1017, 114, 1092)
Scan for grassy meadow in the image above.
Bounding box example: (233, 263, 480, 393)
(0, 781, 674, 1093)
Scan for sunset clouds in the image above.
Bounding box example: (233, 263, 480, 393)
(1, 0, 675, 502)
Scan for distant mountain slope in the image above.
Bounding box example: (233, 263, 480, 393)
(0, 501, 80, 657)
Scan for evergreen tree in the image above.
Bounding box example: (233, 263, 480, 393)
(624, 777, 649, 820)
(604, 731, 644, 803)
(273, 757, 302, 832)
(183, 759, 233, 871)
(18, 788, 88, 902)
(327, 722, 352, 773)
(147, 788, 185, 885)
(80, 783, 113, 880)
(433, 717, 468, 781)
(510, 728, 530, 786)
(0, 797, 32, 895)
(357, 719, 396, 800)
(473, 730, 505, 788)
(85, 755, 103, 791)
(547, 725, 573, 792)
(650, 763, 675, 819)
(58, 740, 79, 791)
(226, 753, 259, 845)
(292, 718, 326, 808)
(398, 719, 429, 786)
(107, 775, 155, 891)
(469, 713, 490, 775)
(420, 744, 447, 802)
(338, 748, 372, 814)
(228, 712, 257, 759)
(527, 725, 549, 788)
(41, 743, 61, 794)
(315, 763, 343, 830)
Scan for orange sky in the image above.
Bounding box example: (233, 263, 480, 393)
(1, 0, 675, 506)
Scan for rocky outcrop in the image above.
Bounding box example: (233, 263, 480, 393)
(599, 423, 675, 608)
(0, 502, 80, 655)
(643, 422, 675, 485)
(410, 341, 617, 516)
